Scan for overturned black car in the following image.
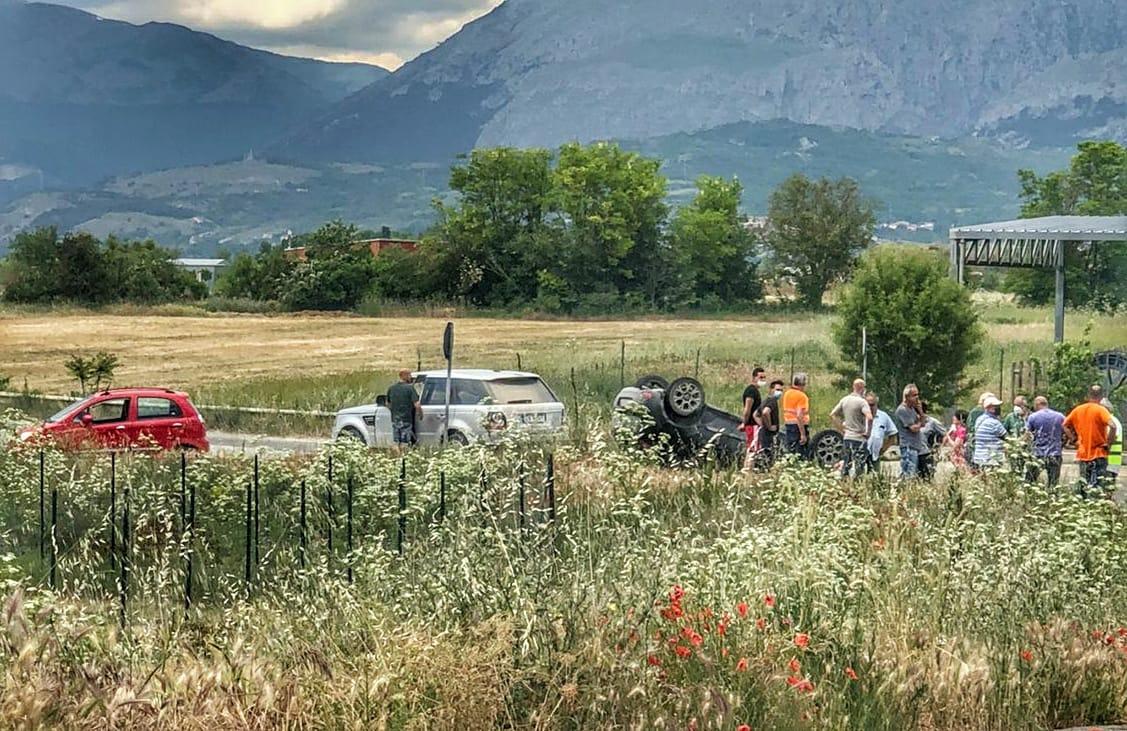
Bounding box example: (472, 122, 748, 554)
(613, 375, 846, 468)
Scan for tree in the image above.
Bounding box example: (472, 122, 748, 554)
(1040, 327, 1101, 413)
(2, 227, 108, 303)
(834, 246, 983, 405)
(430, 148, 555, 305)
(64, 351, 119, 394)
(1005, 141, 1127, 310)
(215, 242, 294, 301)
(765, 174, 877, 308)
(281, 221, 377, 311)
(551, 142, 668, 304)
(669, 176, 761, 305)
(102, 237, 206, 302)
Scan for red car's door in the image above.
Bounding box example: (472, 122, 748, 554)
(133, 396, 184, 449)
(80, 397, 132, 450)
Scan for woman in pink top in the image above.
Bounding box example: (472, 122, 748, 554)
(943, 410, 969, 469)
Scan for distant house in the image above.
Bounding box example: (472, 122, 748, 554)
(172, 258, 227, 290)
(284, 238, 419, 262)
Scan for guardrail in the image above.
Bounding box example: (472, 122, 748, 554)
(0, 391, 336, 418)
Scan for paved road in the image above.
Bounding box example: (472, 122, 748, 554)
(209, 430, 328, 455)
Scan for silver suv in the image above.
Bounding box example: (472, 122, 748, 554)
(332, 369, 566, 447)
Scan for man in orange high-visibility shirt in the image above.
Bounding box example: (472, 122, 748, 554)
(1063, 385, 1117, 491)
(782, 372, 811, 458)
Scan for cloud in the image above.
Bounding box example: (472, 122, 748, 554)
(70, 0, 504, 69)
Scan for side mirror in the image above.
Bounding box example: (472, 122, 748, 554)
(376, 395, 387, 408)
(80, 413, 94, 427)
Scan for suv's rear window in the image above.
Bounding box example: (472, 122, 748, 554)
(485, 378, 557, 405)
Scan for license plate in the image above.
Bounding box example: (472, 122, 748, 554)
(521, 413, 548, 425)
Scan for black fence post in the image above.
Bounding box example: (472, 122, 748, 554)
(179, 449, 187, 533)
(49, 486, 58, 590)
(185, 465, 196, 612)
(244, 482, 252, 588)
(299, 479, 307, 570)
(119, 486, 130, 630)
(620, 340, 626, 389)
(516, 352, 523, 371)
(695, 347, 701, 379)
(38, 450, 45, 560)
(479, 464, 488, 516)
(253, 454, 260, 568)
(346, 473, 354, 584)
(545, 454, 556, 525)
(518, 461, 527, 533)
(438, 471, 446, 522)
(396, 460, 407, 555)
(109, 451, 116, 570)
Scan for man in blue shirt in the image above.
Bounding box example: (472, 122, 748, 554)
(865, 392, 897, 470)
(972, 395, 1007, 470)
(1025, 395, 1064, 488)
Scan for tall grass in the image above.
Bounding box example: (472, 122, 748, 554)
(0, 413, 1125, 729)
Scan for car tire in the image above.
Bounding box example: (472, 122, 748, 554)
(665, 377, 706, 422)
(810, 430, 845, 469)
(337, 426, 368, 446)
(447, 430, 469, 446)
(635, 374, 670, 391)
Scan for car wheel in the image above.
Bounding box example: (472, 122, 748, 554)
(447, 430, 469, 446)
(337, 426, 367, 446)
(810, 430, 845, 469)
(665, 377, 706, 420)
(635, 374, 670, 391)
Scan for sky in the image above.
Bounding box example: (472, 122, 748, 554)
(53, 0, 505, 70)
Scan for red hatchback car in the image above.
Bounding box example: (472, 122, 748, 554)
(20, 388, 210, 452)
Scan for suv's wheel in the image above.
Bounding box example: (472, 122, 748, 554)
(810, 429, 844, 469)
(635, 374, 670, 391)
(337, 426, 367, 445)
(446, 430, 469, 446)
(665, 377, 706, 421)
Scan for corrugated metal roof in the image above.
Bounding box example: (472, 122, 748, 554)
(951, 215, 1127, 241)
(173, 258, 227, 267)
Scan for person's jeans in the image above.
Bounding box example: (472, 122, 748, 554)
(841, 438, 868, 477)
(900, 446, 919, 479)
(1025, 455, 1062, 488)
(1081, 458, 1109, 488)
(917, 452, 934, 481)
(784, 424, 808, 458)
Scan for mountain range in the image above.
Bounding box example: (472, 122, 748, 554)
(1, 0, 1124, 253)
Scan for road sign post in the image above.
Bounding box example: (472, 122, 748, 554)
(442, 322, 454, 447)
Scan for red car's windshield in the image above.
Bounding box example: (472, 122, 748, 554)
(46, 398, 89, 423)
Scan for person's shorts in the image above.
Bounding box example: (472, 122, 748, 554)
(392, 421, 415, 445)
(743, 425, 759, 449)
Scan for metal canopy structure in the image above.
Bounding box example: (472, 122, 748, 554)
(950, 215, 1127, 342)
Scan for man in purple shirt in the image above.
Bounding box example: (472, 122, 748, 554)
(1025, 395, 1064, 488)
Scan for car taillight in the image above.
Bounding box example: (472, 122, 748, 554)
(486, 412, 508, 431)
(641, 390, 655, 401)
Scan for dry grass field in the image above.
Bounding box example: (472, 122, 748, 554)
(1, 300, 1124, 426)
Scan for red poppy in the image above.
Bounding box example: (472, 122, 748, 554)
(785, 675, 801, 687)
(647, 655, 661, 667)
(735, 657, 749, 672)
(736, 602, 749, 618)
(764, 594, 776, 609)
(793, 633, 810, 649)
(717, 622, 727, 637)
(844, 667, 859, 681)
(674, 645, 692, 659)
(795, 679, 815, 693)
(788, 657, 801, 673)
(670, 585, 685, 603)
(721, 647, 730, 658)
(737, 725, 751, 731)
(755, 617, 767, 631)
(1118, 627, 1127, 637)
(1019, 650, 1033, 663)
(662, 604, 684, 621)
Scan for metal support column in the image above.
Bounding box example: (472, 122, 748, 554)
(1053, 240, 1066, 343)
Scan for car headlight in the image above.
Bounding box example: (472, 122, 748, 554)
(18, 429, 34, 442)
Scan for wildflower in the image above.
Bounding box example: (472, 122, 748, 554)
(721, 647, 729, 658)
(736, 602, 749, 618)
(786, 677, 815, 693)
(735, 657, 749, 672)
(737, 725, 751, 731)
(662, 604, 684, 621)
(755, 617, 767, 631)
(717, 620, 728, 637)
(674, 645, 692, 659)
(764, 594, 776, 609)
(786, 675, 801, 687)
(788, 657, 801, 673)
(647, 655, 661, 667)
(670, 585, 685, 603)
(844, 667, 859, 681)
(793, 633, 810, 649)
(1020, 649, 1033, 663)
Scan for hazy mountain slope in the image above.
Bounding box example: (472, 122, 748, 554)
(0, 1, 387, 186)
(279, 0, 1125, 164)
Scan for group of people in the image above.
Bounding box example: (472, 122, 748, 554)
(739, 369, 1123, 490)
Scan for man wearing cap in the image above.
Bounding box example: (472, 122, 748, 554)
(966, 392, 994, 465)
(972, 395, 1007, 470)
(1025, 396, 1064, 488)
(1063, 386, 1117, 489)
